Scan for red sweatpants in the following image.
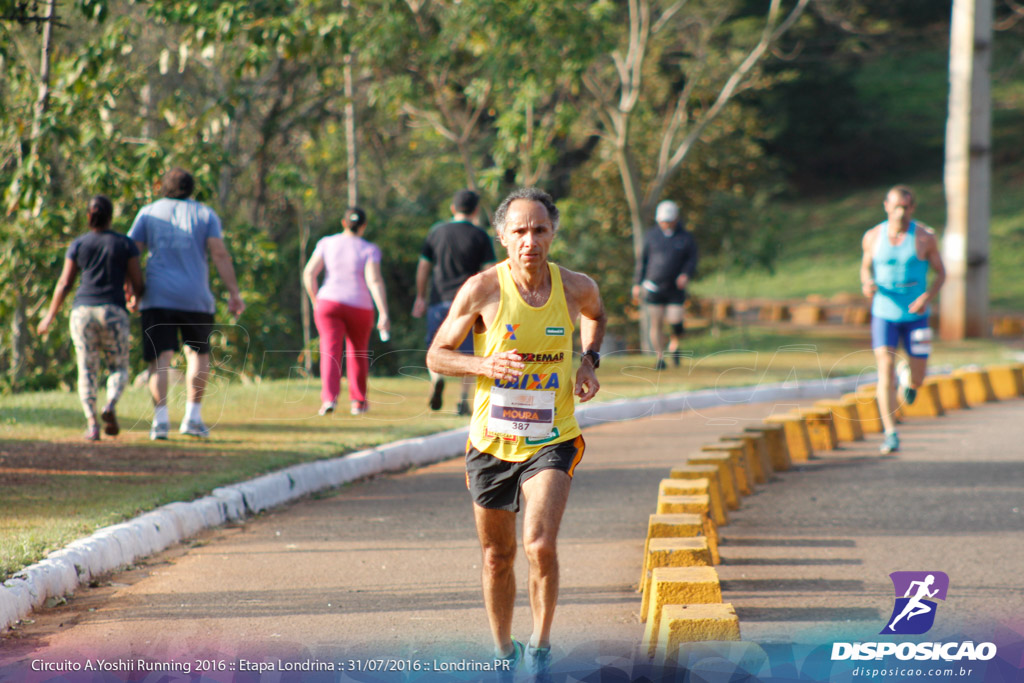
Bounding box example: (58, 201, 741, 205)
(313, 299, 375, 405)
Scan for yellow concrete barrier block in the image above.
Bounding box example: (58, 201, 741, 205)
(992, 316, 1023, 338)
(764, 413, 814, 462)
(899, 381, 944, 418)
(654, 604, 742, 660)
(668, 467, 728, 525)
(643, 566, 723, 657)
(640, 514, 719, 589)
(657, 494, 711, 517)
(986, 364, 1024, 399)
(843, 305, 871, 325)
(659, 478, 727, 527)
(953, 367, 997, 405)
(713, 300, 734, 320)
(659, 478, 710, 497)
(702, 441, 754, 494)
(815, 399, 865, 442)
(688, 452, 740, 508)
(791, 303, 826, 325)
(719, 432, 772, 484)
(796, 408, 838, 451)
(744, 424, 792, 471)
(926, 375, 968, 411)
(759, 302, 790, 322)
(640, 538, 714, 622)
(841, 392, 883, 434)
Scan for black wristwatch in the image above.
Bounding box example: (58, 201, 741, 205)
(582, 350, 601, 369)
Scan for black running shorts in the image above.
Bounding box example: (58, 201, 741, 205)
(645, 287, 687, 306)
(141, 308, 215, 361)
(465, 436, 585, 512)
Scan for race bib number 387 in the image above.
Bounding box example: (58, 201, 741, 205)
(488, 387, 555, 438)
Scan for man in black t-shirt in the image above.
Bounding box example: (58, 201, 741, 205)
(632, 200, 699, 370)
(413, 189, 496, 414)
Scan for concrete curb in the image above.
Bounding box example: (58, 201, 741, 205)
(0, 373, 869, 632)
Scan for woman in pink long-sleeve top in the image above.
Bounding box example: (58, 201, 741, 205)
(303, 208, 391, 416)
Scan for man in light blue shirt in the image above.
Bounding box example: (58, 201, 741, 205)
(129, 168, 245, 440)
(860, 185, 945, 454)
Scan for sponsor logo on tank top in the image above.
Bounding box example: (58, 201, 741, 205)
(493, 372, 560, 390)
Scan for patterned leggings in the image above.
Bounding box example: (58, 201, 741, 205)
(70, 305, 131, 425)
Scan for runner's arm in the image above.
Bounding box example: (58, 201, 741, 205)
(413, 257, 432, 318)
(676, 235, 698, 289)
(632, 232, 649, 302)
(568, 271, 605, 402)
(364, 258, 390, 333)
(302, 252, 324, 305)
(125, 255, 145, 311)
(37, 259, 79, 335)
(860, 229, 877, 299)
(207, 237, 245, 317)
(910, 229, 946, 314)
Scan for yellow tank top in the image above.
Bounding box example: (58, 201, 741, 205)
(468, 260, 581, 462)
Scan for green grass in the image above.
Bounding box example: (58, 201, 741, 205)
(692, 47, 1024, 308)
(2, 327, 1020, 580)
(691, 162, 1024, 306)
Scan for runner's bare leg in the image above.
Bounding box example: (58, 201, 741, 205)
(521, 469, 571, 648)
(474, 505, 518, 655)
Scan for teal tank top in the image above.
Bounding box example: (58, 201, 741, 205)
(872, 221, 929, 322)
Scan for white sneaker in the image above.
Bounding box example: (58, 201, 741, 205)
(150, 422, 170, 440)
(318, 401, 336, 416)
(179, 420, 210, 438)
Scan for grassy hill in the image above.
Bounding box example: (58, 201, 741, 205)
(693, 40, 1024, 312)
(691, 161, 1024, 311)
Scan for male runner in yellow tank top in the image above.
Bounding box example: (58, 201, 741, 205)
(427, 187, 606, 674)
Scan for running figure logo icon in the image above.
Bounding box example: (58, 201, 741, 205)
(881, 571, 949, 635)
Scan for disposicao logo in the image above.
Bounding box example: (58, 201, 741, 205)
(881, 571, 948, 635)
(504, 324, 520, 340)
(831, 571, 997, 663)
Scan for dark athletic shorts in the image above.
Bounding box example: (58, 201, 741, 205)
(141, 308, 215, 362)
(465, 436, 585, 512)
(426, 301, 473, 354)
(645, 286, 686, 306)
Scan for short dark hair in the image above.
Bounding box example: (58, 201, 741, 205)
(344, 207, 367, 230)
(493, 187, 559, 235)
(452, 189, 479, 215)
(887, 185, 915, 205)
(87, 195, 113, 229)
(161, 168, 195, 199)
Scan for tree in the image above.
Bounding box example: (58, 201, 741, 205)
(583, 0, 810, 256)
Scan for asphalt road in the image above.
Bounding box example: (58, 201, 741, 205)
(2, 395, 1022, 679)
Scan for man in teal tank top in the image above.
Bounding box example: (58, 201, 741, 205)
(860, 186, 946, 454)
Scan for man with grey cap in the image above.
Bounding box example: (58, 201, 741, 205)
(632, 199, 698, 370)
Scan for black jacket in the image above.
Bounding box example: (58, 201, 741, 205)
(634, 224, 699, 291)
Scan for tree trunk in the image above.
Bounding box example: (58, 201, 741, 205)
(28, 0, 56, 167)
(344, 53, 359, 207)
(11, 0, 57, 387)
(299, 206, 312, 375)
(9, 295, 27, 388)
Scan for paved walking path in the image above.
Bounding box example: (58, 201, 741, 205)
(2, 394, 1022, 680)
